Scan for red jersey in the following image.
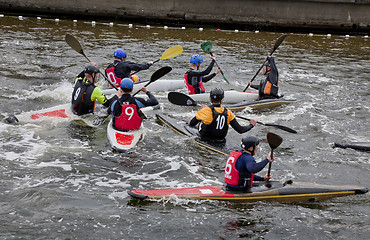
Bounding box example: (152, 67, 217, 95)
(114, 103, 142, 131)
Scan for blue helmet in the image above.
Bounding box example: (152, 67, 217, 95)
(114, 49, 127, 59)
(190, 54, 203, 67)
(120, 78, 133, 90)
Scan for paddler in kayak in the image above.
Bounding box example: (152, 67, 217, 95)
(184, 54, 221, 95)
(72, 63, 122, 116)
(108, 78, 158, 131)
(105, 49, 153, 88)
(224, 136, 274, 192)
(248, 56, 280, 100)
(188, 88, 257, 143)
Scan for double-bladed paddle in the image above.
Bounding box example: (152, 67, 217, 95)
(65, 33, 119, 90)
(92, 66, 172, 126)
(131, 45, 183, 75)
(200, 41, 229, 84)
(167, 91, 297, 134)
(266, 132, 283, 177)
(243, 34, 287, 92)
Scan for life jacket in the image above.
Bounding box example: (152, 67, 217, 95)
(225, 151, 255, 187)
(113, 95, 142, 131)
(198, 105, 229, 141)
(259, 57, 279, 99)
(105, 62, 122, 88)
(71, 78, 96, 115)
(184, 69, 205, 95)
(259, 78, 279, 98)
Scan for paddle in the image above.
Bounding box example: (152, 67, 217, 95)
(65, 33, 118, 90)
(266, 132, 283, 177)
(132, 66, 172, 96)
(235, 115, 297, 134)
(200, 41, 229, 84)
(243, 34, 287, 92)
(92, 66, 172, 126)
(131, 45, 183, 75)
(167, 92, 297, 133)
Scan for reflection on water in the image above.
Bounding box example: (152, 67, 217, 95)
(0, 14, 369, 239)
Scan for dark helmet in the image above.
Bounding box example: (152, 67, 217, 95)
(241, 136, 260, 151)
(190, 54, 203, 67)
(114, 49, 127, 59)
(120, 77, 134, 90)
(210, 87, 224, 100)
(84, 65, 99, 75)
(264, 56, 273, 67)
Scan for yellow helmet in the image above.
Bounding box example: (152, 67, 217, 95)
(131, 75, 141, 82)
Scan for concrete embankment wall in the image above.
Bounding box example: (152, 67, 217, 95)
(1, 0, 370, 33)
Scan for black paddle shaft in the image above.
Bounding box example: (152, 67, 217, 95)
(235, 115, 297, 134)
(267, 149, 273, 176)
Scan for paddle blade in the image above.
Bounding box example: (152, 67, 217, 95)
(270, 34, 287, 56)
(150, 66, 172, 83)
(168, 92, 197, 106)
(160, 46, 183, 60)
(92, 115, 109, 126)
(65, 34, 84, 55)
(267, 132, 283, 149)
(221, 72, 229, 84)
(132, 66, 172, 96)
(201, 41, 213, 53)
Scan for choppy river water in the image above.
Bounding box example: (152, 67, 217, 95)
(0, 15, 369, 239)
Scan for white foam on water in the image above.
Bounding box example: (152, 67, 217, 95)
(19, 176, 65, 189)
(64, 176, 89, 189)
(1, 124, 49, 163)
(7, 80, 73, 102)
(34, 159, 72, 171)
(27, 81, 73, 102)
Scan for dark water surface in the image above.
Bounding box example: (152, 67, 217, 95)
(0, 15, 369, 239)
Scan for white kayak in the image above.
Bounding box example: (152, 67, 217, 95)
(101, 79, 185, 95)
(5, 103, 106, 127)
(107, 120, 147, 151)
(189, 91, 258, 104)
